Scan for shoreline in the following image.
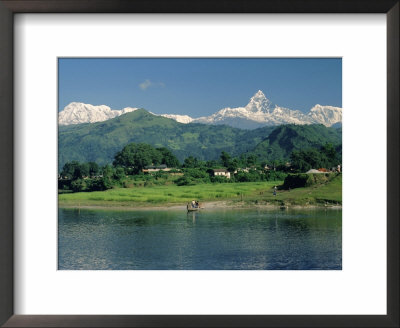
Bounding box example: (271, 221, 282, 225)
(58, 200, 342, 211)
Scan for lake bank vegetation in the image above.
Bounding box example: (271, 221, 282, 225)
(59, 140, 340, 192)
(58, 140, 342, 208)
(58, 173, 341, 208)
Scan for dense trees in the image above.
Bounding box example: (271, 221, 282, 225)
(251, 124, 341, 163)
(60, 144, 181, 192)
(156, 147, 180, 168)
(113, 143, 162, 174)
(60, 161, 99, 179)
(176, 168, 211, 186)
(220, 151, 231, 167)
(113, 143, 180, 174)
(59, 141, 341, 193)
(183, 156, 202, 168)
(59, 162, 114, 192)
(290, 143, 340, 172)
(60, 161, 81, 179)
(88, 162, 100, 177)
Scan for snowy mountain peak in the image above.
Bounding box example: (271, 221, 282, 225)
(59, 102, 138, 125)
(192, 91, 341, 128)
(252, 90, 266, 99)
(161, 114, 194, 124)
(308, 104, 342, 126)
(58, 91, 342, 129)
(245, 90, 275, 113)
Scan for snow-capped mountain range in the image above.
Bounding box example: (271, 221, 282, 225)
(58, 102, 139, 125)
(58, 91, 342, 128)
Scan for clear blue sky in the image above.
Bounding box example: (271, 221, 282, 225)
(58, 58, 341, 116)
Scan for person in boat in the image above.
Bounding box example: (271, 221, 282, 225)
(195, 201, 199, 208)
(191, 200, 197, 208)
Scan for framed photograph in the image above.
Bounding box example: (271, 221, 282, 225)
(57, 57, 343, 271)
(0, 1, 398, 327)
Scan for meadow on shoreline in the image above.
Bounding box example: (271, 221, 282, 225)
(58, 174, 342, 209)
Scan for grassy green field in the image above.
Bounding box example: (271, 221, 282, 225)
(58, 174, 342, 208)
(238, 173, 342, 206)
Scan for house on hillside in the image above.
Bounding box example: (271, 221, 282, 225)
(142, 164, 171, 173)
(238, 167, 257, 173)
(213, 169, 231, 179)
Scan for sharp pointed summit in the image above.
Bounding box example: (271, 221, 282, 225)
(58, 90, 342, 129)
(245, 90, 275, 113)
(192, 90, 341, 128)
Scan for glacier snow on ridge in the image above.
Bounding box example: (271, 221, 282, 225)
(58, 102, 138, 125)
(191, 90, 341, 128)
(58, 90, 342, 128)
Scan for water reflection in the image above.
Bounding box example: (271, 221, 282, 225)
(187, 211, 199, 224)
(59, 208, 342, 270)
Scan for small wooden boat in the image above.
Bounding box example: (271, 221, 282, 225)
(187, 205, 200, 212)
(187, 203, 203, 212)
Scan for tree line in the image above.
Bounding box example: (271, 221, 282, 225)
(59, 142, 340, 192)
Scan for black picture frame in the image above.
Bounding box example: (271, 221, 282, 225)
(0, 1, 398, 327)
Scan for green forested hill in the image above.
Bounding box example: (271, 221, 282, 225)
(58, 109, 274, 169)
(58, 109, 341, 169)
(251, 124, 342, 161)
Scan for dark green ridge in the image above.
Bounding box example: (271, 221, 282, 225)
(58, 109, 341, 170)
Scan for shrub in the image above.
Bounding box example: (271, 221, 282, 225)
(181, 168, 210, 184)
(265, 171, 288, 181)
(234, 171, 262, 182)
(176, 176, 194, 186)
(123, 181, 134, 188)
(86, 178, 111, 191)
(210, 175, 230, 183)
(283, 173, 333, 189)
(113, 167, 125, 181)
(304, 173, 331, 186)
(70, 179, 86, 192)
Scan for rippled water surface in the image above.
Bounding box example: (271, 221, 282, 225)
(58, 208, 341, 270)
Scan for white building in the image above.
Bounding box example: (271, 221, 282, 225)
(213, 169, 231, 179)
(142, 164, 171, 173)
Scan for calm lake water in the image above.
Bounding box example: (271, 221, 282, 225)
(58, 207, 342, 270)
